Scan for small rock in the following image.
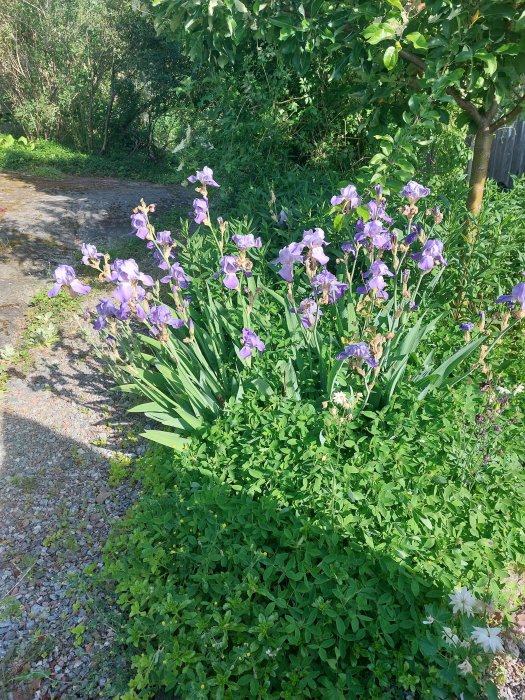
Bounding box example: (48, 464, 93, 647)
(96, 491, 111, 504)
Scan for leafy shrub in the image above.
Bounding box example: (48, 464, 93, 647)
(104, 383, 525, 699)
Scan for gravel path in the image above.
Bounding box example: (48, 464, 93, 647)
(0, 173, 190, 698)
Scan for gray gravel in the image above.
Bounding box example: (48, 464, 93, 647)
(0, 331, 143, 698)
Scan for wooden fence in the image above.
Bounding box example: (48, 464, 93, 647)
(487, 118, 525, 188)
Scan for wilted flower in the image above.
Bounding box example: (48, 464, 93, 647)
(412, 239, 447, 272)
(331, 184, 361, 211)
(302, 228, 329, 266)
(336, 341, 378, 367)
(311, 270, 348, 304)
(401, 180, 431, 203)
(192, 198, 209, 225)
(187, 166, 219, 188)
(422, 616, 434, 625)
(130, 212, 149, 240)
(457, 659, 473, 676)
(160, 262, 190, 290)
(239, 327, 265, 359)
(471, 626, 504, 653)
(232, 234, 262, 250)
(81, 243, 103, 266)
(272, 242, 304, 282)
(496, 282, 525, 311)
(292, 298, 322, 329)
(218, 255, 240, 289)
(48, 265, 91, 298)
(429, 205, 443, 224)
(449, 587, 478, 617)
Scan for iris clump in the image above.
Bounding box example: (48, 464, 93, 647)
(46, 168, 523, 444)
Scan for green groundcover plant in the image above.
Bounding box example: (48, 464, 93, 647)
(104, 381, 525, 699)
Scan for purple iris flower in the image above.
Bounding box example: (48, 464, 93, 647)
(192, 198, 209, 225)
(160, 262, 190, 289)
(357, 260, 393, 299)
(405, 223, 423, 245)
(239, 327, 265, 359)
(93, 298, 117, 331)
(187, 166, 220, 188)
(272, 242, 304, 282)
(459, 322, 474, 332)
(496, 282, 525, 310)
(232, 234, 262, 250)
(401, 181, 431, 203)
(355, 219, 391, 250)
(218, 255, 240, 289)
(302, 228, 329, 265)
(311, 270, 349, 304)
(115, 303, 131, 321)
(341, 241, 356, 257)
(292, 298, 323, 329)
(412, 239, 447, 272)
(367, 200, 393, 225)
(147, 230, 173, 248)
(278, 210, 288, 225)
(336, 341, 378, 367)
(109, 258, 153, 303)
(148, 306, 185, 337)
(81, 243, 103, 265)
(131, 212, 149, 240)
(152, 249, 174, 270)
(48, 265, 91, 298)
(331, 184, 361, 210)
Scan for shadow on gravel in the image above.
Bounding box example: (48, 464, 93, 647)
(0, 407, 136, 699)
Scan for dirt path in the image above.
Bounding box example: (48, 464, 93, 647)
(0, 171, 190, 346)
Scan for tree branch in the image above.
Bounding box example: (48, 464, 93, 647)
(490, 93, 525, 132)
(399, 49, 483, 125)
(446, 88, 484, 126)
(398, 49, 426, 72)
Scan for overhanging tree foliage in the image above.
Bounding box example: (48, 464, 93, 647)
(143, 0, 525, 214)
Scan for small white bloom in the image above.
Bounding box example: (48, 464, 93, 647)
(422, 615, 434, 625)
(471, 626, 504, 654)
(496, 386, 512, 395)
(514, 384, 524, 395)
(449, 586, 478, 616)
(442, 626, 460, 646)
(457, 658, 473, 675)
(332, 391, 351, 409)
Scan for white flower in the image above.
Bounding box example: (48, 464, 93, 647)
(514, 384, 524, 395)
(442, 627, 460, 646)
(449, 586, 478, 616)
(457, 659, 473, 675)
(422, 615, 434, 625)
(332, 391, 351, 409)
(471, 626, 504, 654)
(496, 386, 512, 395)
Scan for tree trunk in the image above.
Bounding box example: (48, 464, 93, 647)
(100, 59, 116, 156)
(466, 123, 494, 216)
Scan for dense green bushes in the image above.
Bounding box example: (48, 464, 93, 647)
(104, 381, 525, 699)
